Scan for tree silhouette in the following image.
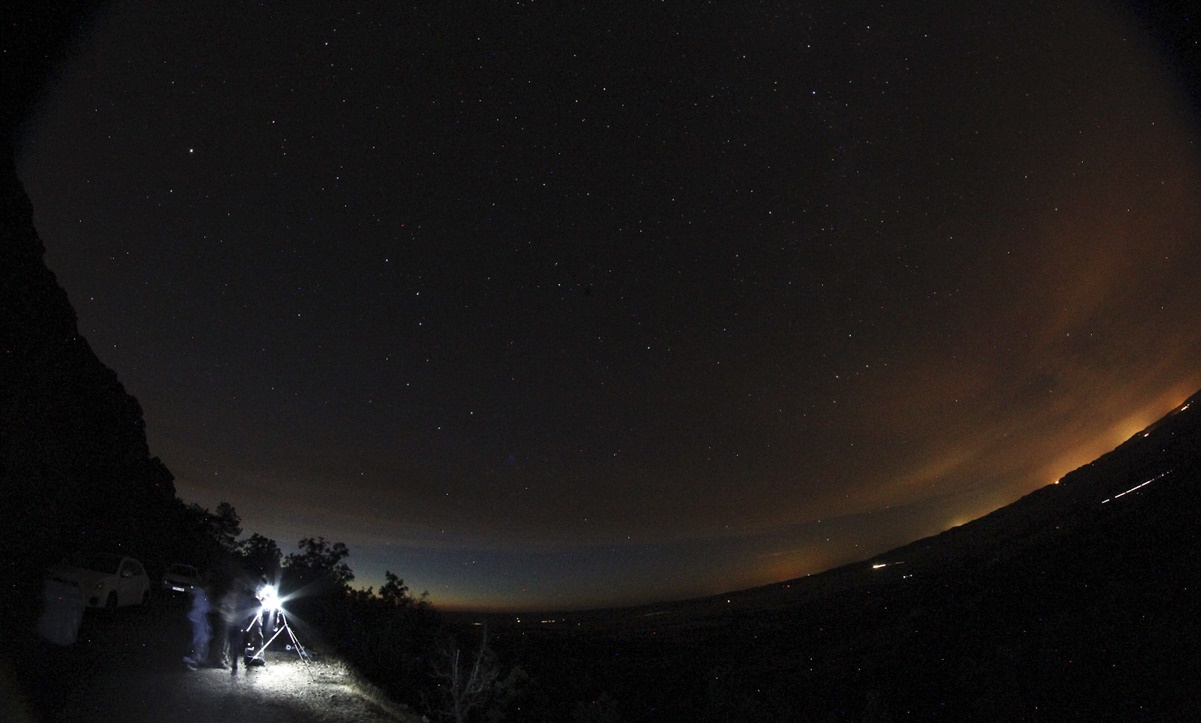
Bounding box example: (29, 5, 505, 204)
(212, 501, 242, 551)
(237, 532, 282, 579)
(284, 536, 353, 594)
(380, 571, 415, 608)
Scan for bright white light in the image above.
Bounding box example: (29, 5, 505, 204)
(260, 584, 281, 612)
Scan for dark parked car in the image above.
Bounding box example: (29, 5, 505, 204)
(161, 563, 200, 596)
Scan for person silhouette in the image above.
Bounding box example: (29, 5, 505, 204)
(224, 578, 259, 675)
(182, 577, 212, 670)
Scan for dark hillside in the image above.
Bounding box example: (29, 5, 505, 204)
(479, 393, 1201, 721)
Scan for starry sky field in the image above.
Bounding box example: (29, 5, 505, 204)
(16, 0, 1201, 610)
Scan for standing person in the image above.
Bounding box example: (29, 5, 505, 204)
(225, 578, 259, 675)
(210, 577, 232, 669)
(182, 578, 212, 670)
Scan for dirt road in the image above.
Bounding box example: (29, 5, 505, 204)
(7, 602, 426, 722)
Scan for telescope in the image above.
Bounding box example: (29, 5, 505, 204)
(246, 583, 311, 671)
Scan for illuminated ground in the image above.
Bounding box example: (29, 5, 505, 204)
(15, 604, 423, 722)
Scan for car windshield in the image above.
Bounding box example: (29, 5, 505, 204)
(83, 554, 121, 574)
(168, 564, 194, 577)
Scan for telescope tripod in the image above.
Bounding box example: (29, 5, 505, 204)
(246, 608, 312, 669)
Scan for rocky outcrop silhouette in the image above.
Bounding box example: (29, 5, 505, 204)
(2, 0, 177, 642)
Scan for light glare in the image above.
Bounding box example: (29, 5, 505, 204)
(261, 584, 281, 612)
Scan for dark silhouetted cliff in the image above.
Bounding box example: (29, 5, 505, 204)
(2, 0, 177, 643)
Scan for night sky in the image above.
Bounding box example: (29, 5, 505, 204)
(16, 1, 1201, 611)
